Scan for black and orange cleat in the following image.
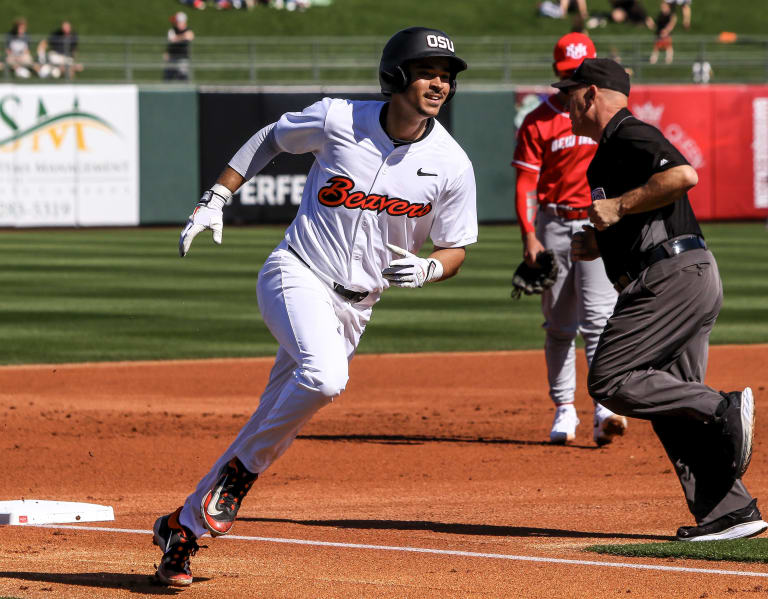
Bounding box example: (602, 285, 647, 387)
(153, 507, 201, 587)
(200, 456, 258, 537)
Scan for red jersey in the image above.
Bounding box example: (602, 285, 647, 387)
(512, 94, 597, 217)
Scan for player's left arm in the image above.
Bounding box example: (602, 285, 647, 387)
(381, 244, 465, 288)
(383, 159, 476, 288)
(428, 160, 477, 282)
(428, 246, 465, 281)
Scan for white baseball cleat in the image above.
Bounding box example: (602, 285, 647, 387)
(593, 407, 628, 447)
(550, 404, 579, 444)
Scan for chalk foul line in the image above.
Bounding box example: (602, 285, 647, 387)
(27, 523, 768, 578)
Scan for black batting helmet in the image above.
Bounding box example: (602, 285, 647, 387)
(379, 27, 468, 102)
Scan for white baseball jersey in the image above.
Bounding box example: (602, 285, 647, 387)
(232, 97, 478, 300)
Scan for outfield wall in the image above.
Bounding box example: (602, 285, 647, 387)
(1, 84, 766, 227)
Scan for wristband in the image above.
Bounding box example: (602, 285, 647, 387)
(426, 258, 444, 283)
(199, 184, 232, 211)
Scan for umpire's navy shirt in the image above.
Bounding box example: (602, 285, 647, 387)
(587, 107, 703, 284)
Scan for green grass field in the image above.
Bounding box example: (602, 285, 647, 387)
(586, 538, 768, 563)
(0, 223, 766, 365)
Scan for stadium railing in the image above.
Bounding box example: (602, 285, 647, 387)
(3, 34, 767, 85)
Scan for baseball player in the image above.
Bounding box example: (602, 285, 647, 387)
(151, 27, 477, 587)
(512, 33, 627, 446)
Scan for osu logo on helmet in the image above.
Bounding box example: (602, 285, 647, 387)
(425, 34, 455, 53)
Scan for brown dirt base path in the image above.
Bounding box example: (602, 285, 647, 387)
(1, 345, 767, 598)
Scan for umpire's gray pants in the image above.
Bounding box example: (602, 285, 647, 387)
(587, 248, 753, 525)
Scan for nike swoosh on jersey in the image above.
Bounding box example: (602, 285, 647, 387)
(417, 168, 438, 177)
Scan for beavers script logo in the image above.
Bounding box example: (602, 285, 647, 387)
(317, 176, 432, 218)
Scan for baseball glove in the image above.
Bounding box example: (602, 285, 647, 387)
(510, 249, 559, 299)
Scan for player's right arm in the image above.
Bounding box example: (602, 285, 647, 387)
(179, 98, 333, 257)
(515, 168, 546, 266)
(512, 113, 545, 267)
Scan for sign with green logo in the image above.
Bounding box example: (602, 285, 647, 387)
(0, 85, 139, 227)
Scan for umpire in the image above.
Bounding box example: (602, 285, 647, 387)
(557, 58, 766, 541)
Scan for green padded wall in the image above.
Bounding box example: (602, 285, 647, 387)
(451, 91, 518, 223)
(139, 88, 199, 224)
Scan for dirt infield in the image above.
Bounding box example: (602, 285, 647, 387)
(1, 346, 767, 598)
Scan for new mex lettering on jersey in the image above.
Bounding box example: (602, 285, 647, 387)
(317, 176, 433, 218)
(550, 134, 596, 153)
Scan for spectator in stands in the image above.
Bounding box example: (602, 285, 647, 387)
(609, 45, 634, 77)
(179, 0, 257, 8)
(273, 0, 312, 10)
(538, 0, 589, 30)
(609, 0, 653, 27)
(666, 0, 691, 29)
(163, 12, 194, 81)
(179, 0, 207, 9)
(650, 1, 676, 64)
(37, 21, 83, 79)
(5, 17, 39, 79)
(562, 0, 589, 30)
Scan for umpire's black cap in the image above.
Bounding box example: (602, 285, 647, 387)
(552, 58, 630, 96)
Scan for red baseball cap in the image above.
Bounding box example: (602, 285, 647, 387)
(553, 33, 596, 73)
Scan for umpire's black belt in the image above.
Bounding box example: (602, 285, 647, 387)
(287, 246, 369, 304)
(613, 235, 707, 293)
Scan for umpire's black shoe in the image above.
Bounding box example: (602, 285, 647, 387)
(676, 499, 768, 542)
(200, 456, 258, 537)
(717, 387, 755, 479)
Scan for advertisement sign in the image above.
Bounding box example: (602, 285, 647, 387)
(628, 85, 768, 219)
(513, 84, 768, 220)
(627, 86, 714, 218)
(753, 97, 768, 210)
(0, 85, 139, 227)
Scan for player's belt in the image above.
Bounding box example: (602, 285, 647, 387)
(287, 245, 369, 304)
(613, 235, 707, 293)
(543, 203, 590, 220)
(332, 283, 369, 304)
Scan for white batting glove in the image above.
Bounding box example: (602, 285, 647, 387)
(178, 185, 230, 257)
(382, 243, 444, 288)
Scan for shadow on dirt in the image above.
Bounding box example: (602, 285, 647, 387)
(242, 517, 672, 541)
(296, 433, 599, 449)
(0, 571, 211, 595)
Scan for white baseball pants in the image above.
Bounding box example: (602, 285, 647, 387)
(180, 247, 371, 537)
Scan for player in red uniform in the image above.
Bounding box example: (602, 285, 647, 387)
(512, 33, 627, 445)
